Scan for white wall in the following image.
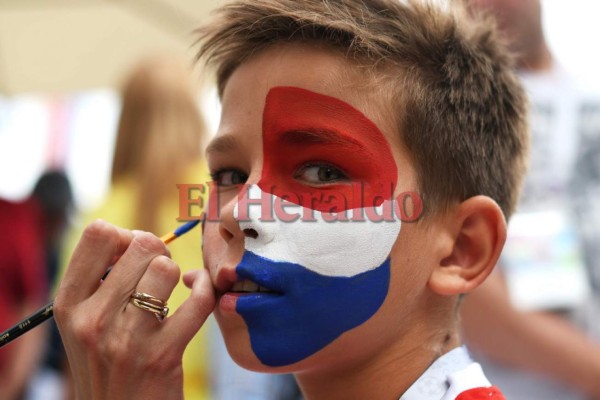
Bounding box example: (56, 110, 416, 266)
(544, 0, 600, 91)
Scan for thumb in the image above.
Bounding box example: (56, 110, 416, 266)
(182, 269, 201, 289)
(166, 269, 216, 349)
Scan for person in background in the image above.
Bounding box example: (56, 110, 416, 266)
(26, 171, 74, 400)
(60, 54, 211, 399)
(461, 1, 600, 399)
(0, 170, 72, 400)
(31, 171, 74, 297)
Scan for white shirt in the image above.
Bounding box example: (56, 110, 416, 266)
(400, 346, 493, 400)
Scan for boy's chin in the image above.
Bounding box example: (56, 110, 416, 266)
(222, 330, 299, 373)
(217, 314, 321, 374)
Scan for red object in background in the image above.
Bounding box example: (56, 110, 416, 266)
(0, 198, 47, 372)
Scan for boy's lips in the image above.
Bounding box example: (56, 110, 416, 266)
(230, 280, 277, 293)
(214, 267, 238, 294)
(214, 262, 282, 313)
(214, 265, 282, 295)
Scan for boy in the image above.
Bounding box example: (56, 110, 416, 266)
(54, 0, 528, 399)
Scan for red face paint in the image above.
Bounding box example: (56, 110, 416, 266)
(259, 86, 398, 212)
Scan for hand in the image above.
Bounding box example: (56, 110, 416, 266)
(54, 220, 215, 400)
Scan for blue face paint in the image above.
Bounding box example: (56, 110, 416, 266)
(235, 251, 391, 367)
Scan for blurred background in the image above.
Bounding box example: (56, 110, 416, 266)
(1, 1, 600, 400)
(1, 0, 598, 209)
(0, 0, 221, 210)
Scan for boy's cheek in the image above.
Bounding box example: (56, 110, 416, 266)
(388, 224, 436, 288)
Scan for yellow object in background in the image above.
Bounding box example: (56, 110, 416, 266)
(59, 161, 211, 400)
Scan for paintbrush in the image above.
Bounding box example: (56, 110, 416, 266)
(0, 219, 201, 349)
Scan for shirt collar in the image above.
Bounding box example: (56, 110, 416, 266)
(400, 346, 474, 400)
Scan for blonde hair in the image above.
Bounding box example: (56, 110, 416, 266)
(111, 55, 206, 232)
(195, 0, 529, 219)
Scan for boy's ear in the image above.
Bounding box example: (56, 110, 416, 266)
(427, 196, 507, 296)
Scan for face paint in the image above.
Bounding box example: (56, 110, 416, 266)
(260, 86, 397, 211)
(234, 86, 400, 367)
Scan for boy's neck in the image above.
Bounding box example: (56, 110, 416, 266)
(295, 324, 460, 399)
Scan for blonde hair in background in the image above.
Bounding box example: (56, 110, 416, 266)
(111, 55, 206, 233)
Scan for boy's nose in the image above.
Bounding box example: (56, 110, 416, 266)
(217, 194, 244, 243)
(237, 218, 276, 245)
(243, 228, 259, 239)
(234, 184, 277, 245)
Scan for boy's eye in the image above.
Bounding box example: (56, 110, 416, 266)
(211, 169, 249, 186)
(295, 164, 348, 185)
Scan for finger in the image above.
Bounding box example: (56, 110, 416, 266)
(58, 220, 133, 305)
(125, 255, 180, 325)
(167, 269, 216, 350)
(182, 270, 201, 289)
(97, 231, 170, 306)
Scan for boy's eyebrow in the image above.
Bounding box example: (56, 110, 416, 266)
(280, 130, 364, 150)
(206, 130, 366, 156)
(205, 134, 239, 156)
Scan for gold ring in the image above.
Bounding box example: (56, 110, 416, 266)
(129, 291, 169, 321)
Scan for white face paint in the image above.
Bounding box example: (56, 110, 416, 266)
(234, 184, 401, 277)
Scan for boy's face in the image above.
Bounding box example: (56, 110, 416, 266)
(203, 44, 437, 372)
